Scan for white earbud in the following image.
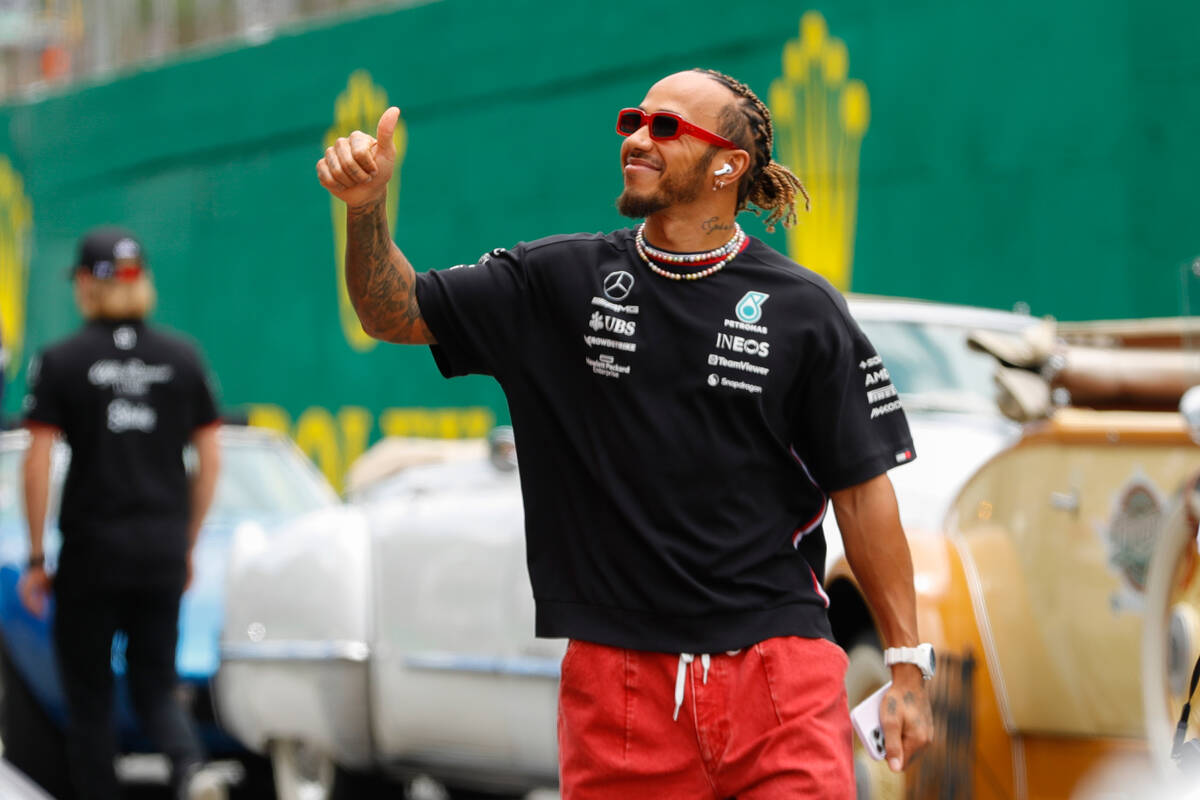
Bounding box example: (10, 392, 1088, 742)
(713, 163, 734, 176)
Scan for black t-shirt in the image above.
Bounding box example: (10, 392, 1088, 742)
(415, 229, 915, 653)
(23, 319, 219, 588)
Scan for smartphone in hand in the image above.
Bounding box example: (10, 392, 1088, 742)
(850, 681, 892, 761)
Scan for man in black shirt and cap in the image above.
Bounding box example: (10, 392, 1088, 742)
(20, 227, 224, 800)
(318, 69, 934, 798)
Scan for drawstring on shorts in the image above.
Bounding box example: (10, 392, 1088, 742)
(672, 649, 742, 721)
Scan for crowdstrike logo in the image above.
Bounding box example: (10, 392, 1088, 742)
(735, 291, 770, 324)
(603, 271, 635, 301)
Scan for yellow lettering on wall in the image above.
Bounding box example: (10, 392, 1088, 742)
(247, 403, 497, 492)
(459, 408, 493, 438)
(246, 403, 291, 435)
(379, 407, 496, 439)
(337, 406, 373, 479)
(294, 407, 341, 489)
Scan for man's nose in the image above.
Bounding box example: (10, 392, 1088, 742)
(625, 122, 654, 150)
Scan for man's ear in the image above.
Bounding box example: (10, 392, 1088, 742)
(711, 149, 752, 182)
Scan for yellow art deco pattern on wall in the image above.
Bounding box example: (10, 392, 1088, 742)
(326, 70, 408, 352)
(769, 11, 870, 292)
(0, 157, 32, 375)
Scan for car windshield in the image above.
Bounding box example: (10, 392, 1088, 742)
(0, 431, 335, 531)
(856, 318, 1021, 415)
(208, 435, 336, 520)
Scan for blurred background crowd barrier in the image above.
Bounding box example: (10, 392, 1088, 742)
(0, 0, 402, 98)
(0, 0, 1195, 490)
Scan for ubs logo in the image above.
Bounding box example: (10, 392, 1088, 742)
(603, 271, 634, 301)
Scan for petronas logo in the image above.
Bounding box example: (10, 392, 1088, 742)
(327, 71, 408, 351)
(769, 12, 870, 291)
(0, 157, 32, 376)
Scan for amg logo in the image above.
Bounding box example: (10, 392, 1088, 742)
(591, 297, 640, 315)
(714, 332, 770, 358)
(867, 385, 898, 404)
(870, 400, 903, 418)
(864, 368, 891, 387)
(588, 311, 636, 337)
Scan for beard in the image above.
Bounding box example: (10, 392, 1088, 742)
(616, 156, 710, 219)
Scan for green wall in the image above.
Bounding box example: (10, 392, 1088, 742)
(5, 0, 1198, 484)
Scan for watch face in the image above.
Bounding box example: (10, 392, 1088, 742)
(928, 646, 936, 676)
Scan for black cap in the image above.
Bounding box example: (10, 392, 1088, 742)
(71, 226, 145, 280)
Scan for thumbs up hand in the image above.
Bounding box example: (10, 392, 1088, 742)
(316, 106, 400, 210)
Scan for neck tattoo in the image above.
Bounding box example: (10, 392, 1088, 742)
(701, 216, 735, 234)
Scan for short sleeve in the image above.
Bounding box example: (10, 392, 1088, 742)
(414, 245, 532, 379)
(790, 301, 915, 492)
(22, 352, 65, 430)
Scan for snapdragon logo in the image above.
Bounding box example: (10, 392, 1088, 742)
(735, 291, 770, 324)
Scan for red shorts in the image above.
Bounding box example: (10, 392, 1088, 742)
(558, 636, 855, 799)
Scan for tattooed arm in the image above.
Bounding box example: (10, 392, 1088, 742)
(317, 107, 435, 345)
(832, 472, 933, 772)
(344, 199, 434, 343)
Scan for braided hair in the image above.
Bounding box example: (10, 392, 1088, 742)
(693, 68, 810, 233)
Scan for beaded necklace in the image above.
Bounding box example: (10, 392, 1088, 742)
(634, 223, 746, 281)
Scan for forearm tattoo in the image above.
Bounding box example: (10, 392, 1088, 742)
(345, 199, 434, 344)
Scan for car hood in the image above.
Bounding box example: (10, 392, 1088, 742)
(177, 513, 305, 680)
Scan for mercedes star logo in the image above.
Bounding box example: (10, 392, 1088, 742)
(603, 270, 635, 301)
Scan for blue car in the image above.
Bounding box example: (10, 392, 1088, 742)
(0, 425, 338, 795)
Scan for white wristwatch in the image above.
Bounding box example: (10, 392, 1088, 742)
(884, 643, 936, 680)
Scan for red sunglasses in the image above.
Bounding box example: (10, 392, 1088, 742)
(616, 108, 739, 150)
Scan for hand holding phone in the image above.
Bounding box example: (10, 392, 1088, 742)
(850, 681, 892, 761)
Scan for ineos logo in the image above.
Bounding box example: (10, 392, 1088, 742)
(603, 271, 634, 301)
